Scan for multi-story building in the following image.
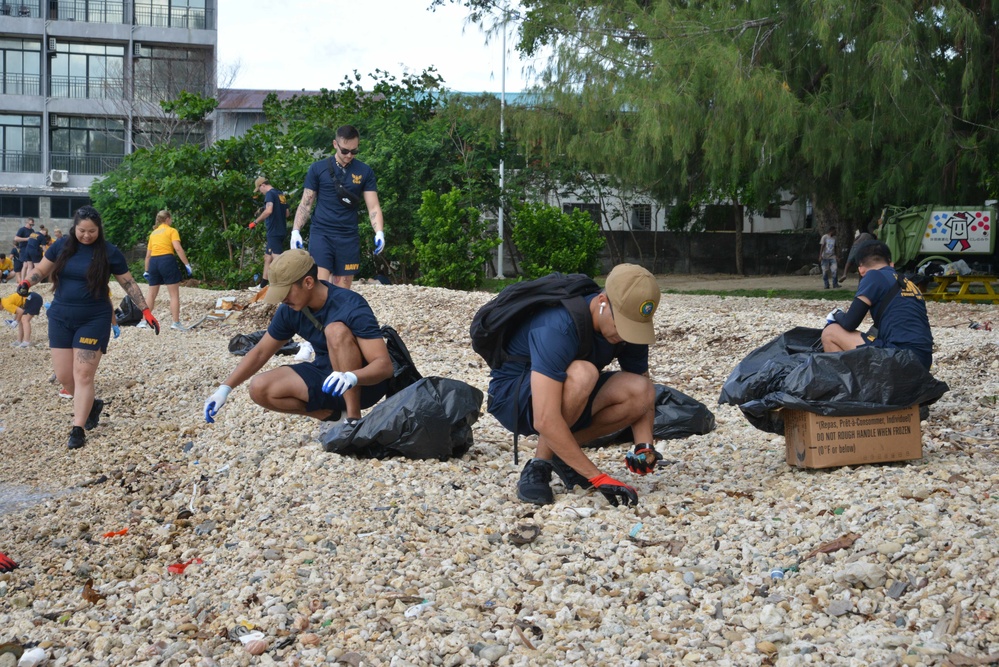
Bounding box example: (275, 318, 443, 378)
(0, 0, 216, 237)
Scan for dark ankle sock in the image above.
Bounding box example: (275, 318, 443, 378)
(260, 279, 269, 288)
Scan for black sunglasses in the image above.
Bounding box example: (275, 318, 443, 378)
(336, 142, 359, 156)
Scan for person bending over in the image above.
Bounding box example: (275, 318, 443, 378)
(821, 240, 933, 369)
(204, 250, 393, 425)
(488, 264, 664, 508)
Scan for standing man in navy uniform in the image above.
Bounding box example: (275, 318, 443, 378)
(290, 125, 385, 290)
(250, 176, 289, 289)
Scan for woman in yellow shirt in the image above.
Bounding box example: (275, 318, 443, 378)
(143, 210, 192, 331)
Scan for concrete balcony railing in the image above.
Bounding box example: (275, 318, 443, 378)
(133, 3, 214, 29)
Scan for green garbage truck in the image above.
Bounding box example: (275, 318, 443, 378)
(876, 203, 998, 272)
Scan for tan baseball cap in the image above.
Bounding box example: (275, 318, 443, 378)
(605, 264, 660, 344)
(253, 176, 267, 191)
(263, 249, 315, 304)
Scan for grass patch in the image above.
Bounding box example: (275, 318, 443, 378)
(664, 288, 853, 301)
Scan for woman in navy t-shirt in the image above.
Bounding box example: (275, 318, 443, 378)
(16, 206, 161, 450)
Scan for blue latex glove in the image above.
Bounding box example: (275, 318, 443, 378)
(825, 308, 843, 326)
(322, 371, 358, 396)
(112, 324, 121, 339)
(185, 263, 193, 277)
(143, 271, 151, 282)
(204, 385, 232, 423)
(374, 230, 385, 255)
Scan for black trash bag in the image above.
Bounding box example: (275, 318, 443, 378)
(115, 295, 143, 326)
(719, 327, 949, 435)
(228, 330, 300, 356)
(320, 377, 483, 460)
(585, 384, 717, 447)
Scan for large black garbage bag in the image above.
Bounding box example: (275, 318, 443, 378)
(320, 377, 483, 460)
(585, 384, 716, 447)
(719, 327, 949, 434)
(228, 330, 300, 356)
(115, 295, 143, 326)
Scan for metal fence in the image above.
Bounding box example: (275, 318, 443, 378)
(49, 0, 125, 23)
(49, 75, 124, 99)
(0, 2, 40, 17)
(49, 152, 123, 174)
(0, 151, 43, 172)
(133, 3, 213, 29)
(1, 73, 41, 96)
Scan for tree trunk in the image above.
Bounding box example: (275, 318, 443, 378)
(813, 196, 845, 265)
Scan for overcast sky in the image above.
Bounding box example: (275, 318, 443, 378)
(216, 0, 534, 94)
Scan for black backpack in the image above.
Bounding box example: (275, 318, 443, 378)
(470, 273, 600, 370)
(382, 325, 422, 396)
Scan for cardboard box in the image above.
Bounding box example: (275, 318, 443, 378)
(784, 405, 921, 469)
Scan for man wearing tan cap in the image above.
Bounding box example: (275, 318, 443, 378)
(487, 264, 663, 507)
(249, 176, 289, 289)
(203, 250, 393, 425)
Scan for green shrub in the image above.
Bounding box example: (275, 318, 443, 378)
(413, 189, 499, 290)
(511, 202, 605, 278)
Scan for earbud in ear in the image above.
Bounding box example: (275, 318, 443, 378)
(599, 303, 605, 314)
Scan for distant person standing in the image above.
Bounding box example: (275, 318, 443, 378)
(291, 124, 385, 290)
(21, 224, 50, 280)
(249, 176, 288, 289)
(819, 226, 839, 289)
(142, 210, 193, 332)
(12, 217, 34, 281)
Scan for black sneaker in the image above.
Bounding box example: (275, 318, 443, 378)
(516, 458, 555, 505)
(551, 456, 593, 490)
(321, 406, 343, 422)
(68, 426, 86, 450)
(84, 398, 104, 431)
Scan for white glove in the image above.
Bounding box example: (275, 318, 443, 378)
(290, 229, 304, 250)
(825, 308, 843, 326)
(204, 385, 232, 423)
(322, 371, 357, 396)
(374, 230, 385, 255)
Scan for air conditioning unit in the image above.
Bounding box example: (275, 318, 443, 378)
(47, 37, 57, 52)
(49, 169, 69, 185)
(132, 42, 141, 58)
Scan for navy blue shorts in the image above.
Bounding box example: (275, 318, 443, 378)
(25, 249, 42, 263)
(288, 361, 388, 414)
(148, 254, 183, 286)
(309, 233, 360, 276)
(48, 304, 112, 353)
(22, 293, 42, 316)
(488, 369, 617, 437)
(13, 258, 22, 272)
(266, 236, 285, 255)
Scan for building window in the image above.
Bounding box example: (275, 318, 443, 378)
(563, 202, 602, 227)
(50, 196, 93, 219)
(702, 204, 738, 231)
(0, 196, 40, 218)
(763, 202, 781, 218)
(133, 117, 206, 148)
(0, 113, 42, 172)
(135, 0, 212, 29)
(631, 204, 652, 231)
(50, 115, 125, 174)
(49, 42, 125, 99)
(49, 0, 126, 23)
(0, 38, 42, 95)
(133, 45, 211, 102)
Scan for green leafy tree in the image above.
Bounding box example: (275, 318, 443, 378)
(414, 189, 500, 289)
(441, 0, 999, 253)
(511, 202, 604, 278)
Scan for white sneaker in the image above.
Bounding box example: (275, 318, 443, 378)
(17, 341, 31, 348)
(136, 320, 150, 329)
(170, 322, 189, 331)
(248, 285, 262, 293)
(4, 319, 15, 329)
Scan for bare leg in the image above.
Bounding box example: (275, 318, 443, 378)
(20, 315, 31, 344)
(317, 266, 332, 283)
(535, 360, 599, 462)
(167, 283, 181, 323)
(51, 348, 74, 395)
(326, 322, 364, 418)
(263, 252, 273, 280)
(332, 274, 354, 290)
(72, 348, 102, 428)
(247, 366, 336, 419)
(821, 324, 866, 353)
(147, 285, 160, 312)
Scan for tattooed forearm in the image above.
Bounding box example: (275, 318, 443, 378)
(28, 272, 41, 286)
(294, 190, 316, 231)
(121, 277, 149, 311)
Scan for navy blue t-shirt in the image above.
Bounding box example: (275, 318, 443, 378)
(44, 236, 129, 309)
(267, 281, 382, 371)
(14, 226, 32, 251)
(490, 294, 649, 384)
(264, 188, 288, 238)
(25, 232, 49, 258)
(303, 157, 377, 236)
(857, 266, 933, 357)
